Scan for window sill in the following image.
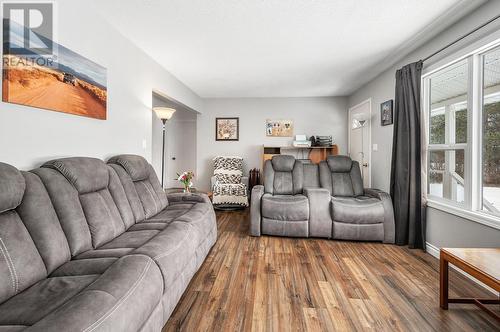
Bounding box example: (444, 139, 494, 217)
(426, 199, 500, 231)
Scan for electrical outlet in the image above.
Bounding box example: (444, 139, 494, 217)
(142, 139, 147, 150)
(372, 144, 378, 151)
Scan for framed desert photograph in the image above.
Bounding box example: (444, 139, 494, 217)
(216, 117, 239, 141)
(266, 119, 294, 137)
(2, 15, 107, 120)
(380, 100, 393, 126)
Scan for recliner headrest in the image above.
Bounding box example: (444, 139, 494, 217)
(107, 154, 149, 181)
(271, 155, 296, 172)
(327, 155, 353, 173)
(42, 157, 109, 194)
(0, 162, 26, 213)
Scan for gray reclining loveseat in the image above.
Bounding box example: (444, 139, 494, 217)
(0, 154, 216, 331)
(250, 155, 395, 243)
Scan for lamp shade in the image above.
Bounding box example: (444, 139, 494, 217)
(352, 119, 367, 129)
(153, 107, 176, 121)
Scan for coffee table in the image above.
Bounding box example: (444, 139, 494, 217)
(440, 248, 499, 322)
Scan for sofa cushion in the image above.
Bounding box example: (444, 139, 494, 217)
(35, 158, 135, 251)
(108, 164, 147, 223)
(76, 248, 134, 260)
(127, 197, 216, 292)
(0, 163, 75, 305)
(167, 202, 197, 210)
(26, 255, 163, 332)
(0, 163, 25, 213)
(50, 258, 118, 277)
(333, 222, 384, 242)
(31, 167, 94, 256)
(142, 203, 194, 223)
(261, 194, 309, 221)
(16, 172, 71, 275)
(331, 173, 356, 197)
(273, 171, 293, 195)
(261, 218, 309, 237)
(271, 155, 295, 172)
(331, 196, 385, 224)
(167, 192, 208, 204)
(0, 211, 47, 304)
(108, 154, 150, 181)
(326, 155, 353, 172)
(320, 156, 364, 197)
(98, 230, 159, 250)
(171, 201, 212, 223)
(264, 156, 304, 195)
(131, 174, 167, 219)
(79, 188, 127, 247)
(0, 275, 97, 326)
(133, 222, 199, 290)
(303, 163, 320, 189)
(42, 157, 109, 194)
(108, 155, 168, 221)
(128, 222, 168, 231)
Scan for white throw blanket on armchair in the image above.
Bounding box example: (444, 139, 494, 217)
(212, 156, 248, 206)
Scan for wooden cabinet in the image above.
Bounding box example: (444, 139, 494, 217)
(263, 145, 339, 166)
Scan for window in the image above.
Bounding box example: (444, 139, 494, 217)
(427, 59, 468, 204)
(423, 42, 500, 224)
(482, 47, 500, 215)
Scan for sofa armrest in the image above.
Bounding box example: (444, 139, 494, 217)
(364, 188, 395, 244)
(303, 188, 332, 238)
(250, 185, 264, 236)
(167, 192, 209, 204)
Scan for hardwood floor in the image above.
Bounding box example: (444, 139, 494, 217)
(163, 209, 500, 331)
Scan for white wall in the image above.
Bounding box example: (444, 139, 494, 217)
(0, 0, 202, 170)
(347, 1, 500, 249)
(196, 97, 348, 191)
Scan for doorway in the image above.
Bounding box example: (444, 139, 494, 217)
(152, 91, 198, 189)
(348, 99, 371, 187)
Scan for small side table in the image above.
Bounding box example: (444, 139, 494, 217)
(440, 248, 500, 322)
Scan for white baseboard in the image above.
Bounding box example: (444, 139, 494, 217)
(426, 242, 498, 295)
(425, 242, 440, 258)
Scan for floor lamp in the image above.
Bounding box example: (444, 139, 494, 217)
(153, 107, 176, 188)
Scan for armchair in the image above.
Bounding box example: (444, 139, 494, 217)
(211, 156, 248, 209)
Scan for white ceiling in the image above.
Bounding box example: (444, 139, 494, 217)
(92, 0, 484, 98)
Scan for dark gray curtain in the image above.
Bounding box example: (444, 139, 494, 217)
(390, 61, 426, 249)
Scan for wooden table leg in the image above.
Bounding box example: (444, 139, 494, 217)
(440, 252, 449, 310)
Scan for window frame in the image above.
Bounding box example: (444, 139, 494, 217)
(422, 36, 500, 230)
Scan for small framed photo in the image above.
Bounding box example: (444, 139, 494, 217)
(381, 100, 393, 126)
(215, 117, 239, 141)
(266, 119, 294, 137)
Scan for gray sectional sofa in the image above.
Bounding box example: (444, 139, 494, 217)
(0, 154, 216, 331)
(251, 155, 395, 243)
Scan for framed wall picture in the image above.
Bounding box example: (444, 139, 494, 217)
(380, 100, 394, 126)
(2, 14, 107, 120)
(216, 117, 239, 141)
(266, 119, 294, 137)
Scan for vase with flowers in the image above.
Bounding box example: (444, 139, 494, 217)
(177, 171, 194, 193)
